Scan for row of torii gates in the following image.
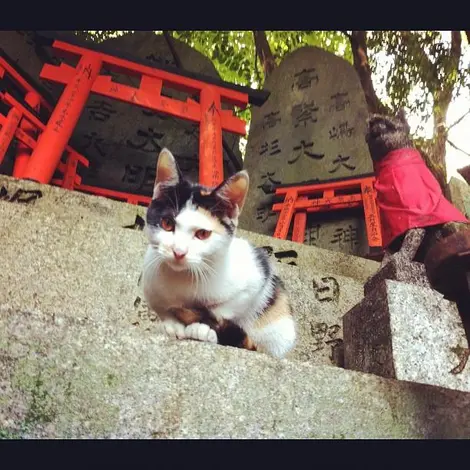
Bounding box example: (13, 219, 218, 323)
(0, 31, 382, 253)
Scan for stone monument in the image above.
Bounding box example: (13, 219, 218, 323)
(239, 46, 373, 256)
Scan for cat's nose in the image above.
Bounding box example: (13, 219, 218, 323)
(172, 249, 187, 261)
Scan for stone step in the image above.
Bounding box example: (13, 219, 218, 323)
(0, 200, 366, 367)
(0, 174, 379, 283)
(1, 303, 470, 438)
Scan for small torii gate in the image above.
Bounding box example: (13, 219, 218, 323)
(15, 31, 269, 189)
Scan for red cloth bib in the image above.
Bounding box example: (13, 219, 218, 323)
(374, 148, 468, 248)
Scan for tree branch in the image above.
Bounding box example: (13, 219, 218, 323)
(348, 31, 389, 115)
(466, 31, 470, 46)
(448, 138, 470, 157)
(162, 31, 183, 69)
(448, 109, 470, 131)
(252, 31, 276, 79)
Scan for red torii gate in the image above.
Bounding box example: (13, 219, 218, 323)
(20, 32, 269, 189)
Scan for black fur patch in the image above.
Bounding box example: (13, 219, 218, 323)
(365, 111, 413, 162)
(254, 246, 273, 281)
(146, 179, 235, 234)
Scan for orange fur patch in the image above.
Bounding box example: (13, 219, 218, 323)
(252, 291, 291, 330)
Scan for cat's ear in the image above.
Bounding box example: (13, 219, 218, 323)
(214, 170, 250, 217)
(153, 148, 180, 199)
(395, 108, 410, 133)
(396, 108, 407, 123)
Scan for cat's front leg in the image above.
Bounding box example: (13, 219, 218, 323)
(166, 307, 218, 344)
(157, 316, 188, 340)
(184, 323, 218, 344)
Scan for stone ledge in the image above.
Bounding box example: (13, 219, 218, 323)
(2, 305, 470, 439)
(0, 201, 366, 367)
(0, 174, 379, 282)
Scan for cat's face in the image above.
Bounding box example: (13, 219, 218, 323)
(145, 148, 249, 272)
(365, 109, 413, 162)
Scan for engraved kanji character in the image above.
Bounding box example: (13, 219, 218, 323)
(263, 111, 281, 129)
(292, 68, 319, 90)
(260, 139, 282, 157)
(329, 92, 351, 112)
(288, 140, 325, 164)
(292, 101, 319, 128)
(305, 224, 321, 246)
(86, 100, 117, 122)
(330, 225, 359, 250)
(126, 128, 164, 153)
(312, 277, 340, 302)
(81, 132, 106, 157)
(328, 155, 356, 173)
(257, 171, 281, 195)
(256, 206, 276, 224)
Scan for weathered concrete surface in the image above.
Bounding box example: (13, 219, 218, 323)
(2, 304, 470, 439)
(0, 198, 367, 367)
(448, 176, 470, 219)
(0, 174, 379, 283)
(364, 257, 432, 297)
(0, 174, 147, 228)
(343, 280, 470, 393)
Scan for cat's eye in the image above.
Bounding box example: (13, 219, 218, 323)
(161, 217, 175, 231)
(195, 229, 212, 240)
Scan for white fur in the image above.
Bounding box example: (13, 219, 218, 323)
(143, 201, 296, 358)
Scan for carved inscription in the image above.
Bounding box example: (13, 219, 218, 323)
(329, 92, 350, 112)
(126, 127, 164, 153)
(312, 276, 340, 302)
(81, 132, 107, 157)
(86, 100, 117, 122)
(310, 321, 342, 354)
(292, 101, 319, 128)
(292, 68, 319, 90)
(328, 155, 356, 173)
(257, 171, 281, 195)
(259, 139, 281, 157)
(329, 121, 355, 140)
(260, 246, 298, 266)
(263, 111, 281, 129)
(288, 140, 324, 165)
(330, 225, 359, 250)
(305, 224, 321, 246)
(0, 186, 43, 203)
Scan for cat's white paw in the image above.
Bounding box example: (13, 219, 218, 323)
(184, 323, 218, 344)
(159, 320, 187, 340)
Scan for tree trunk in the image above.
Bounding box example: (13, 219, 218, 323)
(348, 31, 389, 115)
(426, 31, 462, 191)
(253, 31, 276, 79)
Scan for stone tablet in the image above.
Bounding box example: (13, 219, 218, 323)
(240, 46, 373, 256)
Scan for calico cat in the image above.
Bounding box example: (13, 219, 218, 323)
(142, 148, 296, 358)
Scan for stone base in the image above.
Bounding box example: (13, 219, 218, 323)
(343, 279, 470, 393)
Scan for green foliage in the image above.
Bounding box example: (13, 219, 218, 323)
(367, 31, 469, 135)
